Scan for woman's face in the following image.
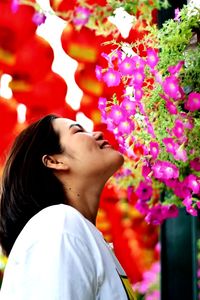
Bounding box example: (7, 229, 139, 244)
(52, 118, 124, 178)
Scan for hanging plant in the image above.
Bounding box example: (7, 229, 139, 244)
(95, 1, 200, 224)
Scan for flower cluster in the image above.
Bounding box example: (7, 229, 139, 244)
(96, 3, 200, 224)
(16, 0, 169, 35)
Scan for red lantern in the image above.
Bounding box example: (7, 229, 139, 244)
(61, 23, 106, 64)
(75, 63, 105, 97)
(78, 93, 101, 124)
(49, 0, 77, 16)
(0, 0, 37, 73)
(75, 62, 124, 100)
(10, 35, 54, 83)
(11, 70, 67, 111)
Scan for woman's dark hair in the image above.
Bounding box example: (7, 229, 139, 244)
(0, 114, 67, 256)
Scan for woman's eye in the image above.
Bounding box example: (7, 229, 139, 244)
(75, 129, 83, 133)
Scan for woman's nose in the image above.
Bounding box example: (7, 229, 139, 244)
(92, 131, 104, 141)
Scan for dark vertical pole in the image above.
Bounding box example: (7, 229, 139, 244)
(161, 208, 198, 300)
(158, 1, 197, 299)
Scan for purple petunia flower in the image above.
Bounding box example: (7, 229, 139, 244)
(142, 163, 152, 180)
(174, 8, 181, 22)
(183, 196, 197, 216)
(135, 180, 153, 201)
(172, 119, 184, 138)
(185, 174, 200, 194)
(120, 98, 136, 116)
(162, 75, 180, 99)
(32, 12, 46, 26)
(168, 60, 184, 75)
(73, 6, 90, 26)
(145, 205, 163, 225)
(95, 65, 103, 81)
(98, 97, 107, 110)
(118, 57, 135, 76)
(134, 88, 143, 101)
(102, 69, 121, 87)
(166, 100, 178, 115)
(162, 137, 177, 155)
(162, 204, 179, 219)
(146, 48, 159, 69)
(190, 158, 200, 172)
(150, 141, 159, 160)
(173, 146, 188, 162)
(108, 105, 127, 124)
(152, 69, 163, 84)
(184, 92, 200, 112)
(11, 0, 19, 13)
(152, 160, 179, 180)
(135, 199, 150, 214)
(173, 179, 191, 199)
(118, 119, 135, 134)
(132, 69, 145, 86)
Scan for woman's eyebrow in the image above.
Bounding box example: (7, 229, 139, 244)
(69, 123, 84, 130)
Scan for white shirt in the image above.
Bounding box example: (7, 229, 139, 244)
(0, 204, 135, 299)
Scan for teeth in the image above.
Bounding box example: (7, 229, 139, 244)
(101, 142, 109, 148)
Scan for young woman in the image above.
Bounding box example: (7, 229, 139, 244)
(0, 114, 136, 299)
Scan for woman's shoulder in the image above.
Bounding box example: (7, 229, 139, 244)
(10, 205, 89, 254)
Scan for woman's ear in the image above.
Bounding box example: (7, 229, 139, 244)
(42, 154, 69, 171)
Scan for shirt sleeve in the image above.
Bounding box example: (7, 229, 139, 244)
(10, 233, 99, 300)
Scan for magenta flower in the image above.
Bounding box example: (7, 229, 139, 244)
(132, 56, 146, 69)
(98, 97, 107, 110)
(102, 69, 121, 87)
(118, 119, 135, 134)
(190, 158, 200, 172)
(73, 6, 90, 26)
(168, 60, 184, 75)
(118, 57, 135, 75)
(152, 160, 179, 180)
(145, 205, 163, 225)
(32, 12, 46, 25)
(166, 100, 178, 115)
(135, 181, 153, 201)
(181, 114, 194, 129)
(172, 119, 184, 138)
(184, 92, 200, 112)
(183, 196, 197, 216)
(162, 204, 179, 219)
(95, 65, 103, 81)
(173, 180, 191, 199)
(120, 98, 136, 116)
(134, 88, 143, 101)
(106, 118, 116, 131)
(162, 138, 177, 155)
(142, 163, 152, 180)
(108, 105, 127, 124)
(146, 121, 156, 138)
(152, 70, 163, 84)
(165, 178, 178, 188)
(135, 199, 150, 214)
(187, 206, 198, 217)
(173, 146, 188, 162)
(11, 0, 19, 13)
(132, 69, 145, 86)
(101, 52, 113, 66)
(146, 48, 159, 68)
(162, 76, 180, 99)
(186, 174, 200, 194)
(174, 8, 181, 21)
(150, 141, 159, 159)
